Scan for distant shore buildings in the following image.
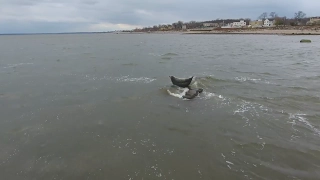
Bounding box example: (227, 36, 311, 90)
(249, 20, 263, 28)
(132, 15, 320, 32)
(263, 19, 275, 27)
(219, 20, 247, 28)
(232, 20, 247, 27)
(306, 17, 320, 25)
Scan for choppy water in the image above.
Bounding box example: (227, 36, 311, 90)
(0, 33, 320, 180)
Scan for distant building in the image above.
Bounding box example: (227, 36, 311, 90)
(306, 17, 320, 25)
(182, 25, 187, 31)
(232, 20, 247, 27)
(221, 20, 246, 28)
(310, 17, 320, 22)
(263, 19, 275, 27)
(249, 20, 263, 28)
(203, 23, 220, 27)
(221, 23, 233, 28)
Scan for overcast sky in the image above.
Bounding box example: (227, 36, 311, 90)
(0, 0, 318, 33)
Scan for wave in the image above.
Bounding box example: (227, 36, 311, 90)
(161, 53, 178, 56)
(148, 52, 178, 57)
(288, 113, 320, 136)
(195, 76, 228, 87)
(274, 95, 320, 104)
(161, 57, 171, 60)
(235, 76, 261, 82)
(234, 76, 275, 85)
(260, 72, 275, 76)
(2, 63, 34, 69)
(122, 63, 138, 66)
(287, 86, 310, 91)
(303, 75, 320, 80)
(148, 53, 161, 57)
(84, 74, 156, 84)
(113, 76, 156, 83)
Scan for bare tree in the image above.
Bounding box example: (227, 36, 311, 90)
(177, 21, 184, 29)
(172, 23, 177, 29)
(269, 12, 278, 18)
(294, 11, 306, 19)
(283, 16, 287, 26)
(153, 25, 158, 31)
(274, 17, 284, 26)
(294, 11, 306, 22)
(258, 12, 268, 20)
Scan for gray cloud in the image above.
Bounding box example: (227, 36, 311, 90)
(0, 0, 318, 33)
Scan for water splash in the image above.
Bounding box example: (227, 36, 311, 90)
(167, 87, 189, 99)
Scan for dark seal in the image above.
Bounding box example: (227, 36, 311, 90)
(183, 88, 203, 99)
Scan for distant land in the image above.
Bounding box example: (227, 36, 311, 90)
(0, 31, 115, 35)
(125, 11, 320, 35)
(1, 11, 319, 35)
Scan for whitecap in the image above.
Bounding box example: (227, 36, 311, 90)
(3, 63, 34, 68)
(235, 76, 261, 82)
(200, 92, 216, 100)
(289, 113, 320, 136)
(115, 76, 156, 83)
(226, 161, 234, 165)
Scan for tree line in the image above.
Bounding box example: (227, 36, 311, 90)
(257, 11, 307, 26)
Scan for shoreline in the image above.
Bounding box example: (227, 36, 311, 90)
(183, 29, 320, 35)
(125, 28, 320, 35)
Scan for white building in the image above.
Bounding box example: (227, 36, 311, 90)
(203, 23, 219, 27)
(232, 20, 246, 27)
(182, 25, 187, 31)
(263, 19, 274, 27)
(307, 17, 320, 25)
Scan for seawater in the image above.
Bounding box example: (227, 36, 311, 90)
(0, 33, 319, 180)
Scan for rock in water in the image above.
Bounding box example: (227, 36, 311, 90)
(300, 39, 311, 43)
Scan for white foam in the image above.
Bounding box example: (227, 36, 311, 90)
(235, 76, 261, 82)
(85, 75, 156, 83)
(289, 113, 320, 136)
(202, 92, 216, 100)
(167, 87, 189, 99)
(221, 153, 226, 159)
(3, 63, 34, 68)
(226, 161, 234, 165)
(148, 53, 161, 57)
(235, 76, 275, 85)
(115, 76, 156, 83)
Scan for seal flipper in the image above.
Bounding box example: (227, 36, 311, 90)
(169, 76, 194, 88)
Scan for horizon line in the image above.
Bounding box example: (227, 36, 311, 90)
(0, 31, 118, 35)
